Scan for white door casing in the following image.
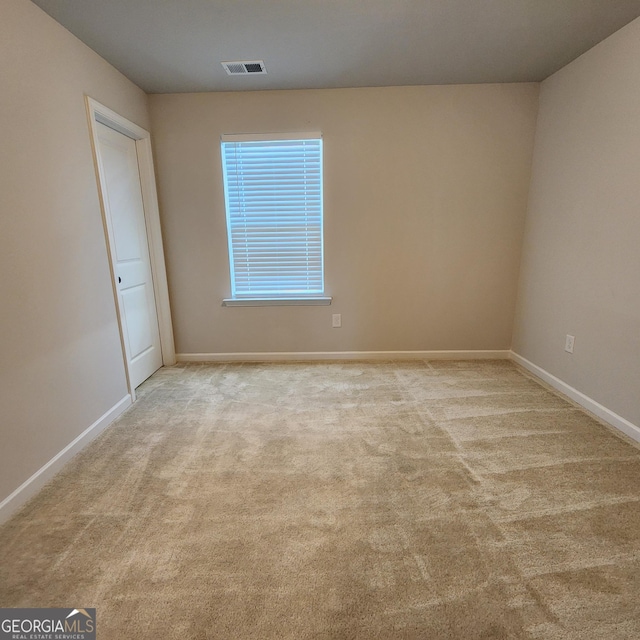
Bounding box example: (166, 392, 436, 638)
(86, 98, 175, 397)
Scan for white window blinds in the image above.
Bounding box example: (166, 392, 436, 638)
(221, 133, 324, 298)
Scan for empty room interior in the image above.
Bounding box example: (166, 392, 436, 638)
(1, 0, 640, 637)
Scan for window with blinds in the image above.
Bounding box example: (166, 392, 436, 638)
(221, 133, 325, 301)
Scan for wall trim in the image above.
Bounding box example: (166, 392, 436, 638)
(177, 350, 511, 363)
(3, 352, 635, 524)
(510, 351, 640, 444)
(0, 395, 132, 525)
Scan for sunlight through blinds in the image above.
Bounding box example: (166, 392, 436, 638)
(221, 134, 324, 298)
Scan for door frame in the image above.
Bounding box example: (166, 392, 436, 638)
(85, 96, 175, 400)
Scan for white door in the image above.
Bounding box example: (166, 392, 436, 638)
(95, 121, 163, 388)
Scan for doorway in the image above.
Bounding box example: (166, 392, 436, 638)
(86, 98, 175, 398)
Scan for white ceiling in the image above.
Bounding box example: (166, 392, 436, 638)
(30, 0, 640, 94)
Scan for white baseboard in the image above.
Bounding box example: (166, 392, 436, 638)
(176, 350, 511, 363)
(510, 351, 640, 444)
(0, 394, 132, 525)
(3, 355, 635, 525)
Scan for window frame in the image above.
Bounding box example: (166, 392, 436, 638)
(220, 132, 331, 307)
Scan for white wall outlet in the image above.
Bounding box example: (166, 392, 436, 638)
(332, 314, 342, 328)
(564, 334, 575, 353)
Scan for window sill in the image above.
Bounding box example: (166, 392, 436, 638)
(222, 297, 332, 307)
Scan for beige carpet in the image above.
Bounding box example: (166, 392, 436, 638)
(2, 360, 640, 639)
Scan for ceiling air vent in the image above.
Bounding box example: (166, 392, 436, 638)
(222, 60, 267, 76)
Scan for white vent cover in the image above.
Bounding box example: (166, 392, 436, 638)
(222, 60, 267, 76)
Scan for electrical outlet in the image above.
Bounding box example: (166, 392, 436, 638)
(332, 314, 342, 328)
(564, 334, 575, 353)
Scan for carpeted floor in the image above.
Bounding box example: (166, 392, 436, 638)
(1, 360, 640, 639)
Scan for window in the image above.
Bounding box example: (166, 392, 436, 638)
(220, 133, 329, 306)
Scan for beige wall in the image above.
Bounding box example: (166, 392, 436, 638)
(149, 84, 539, 355)
(513, 18, 640, 426)
(0, 0, 150, 504)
